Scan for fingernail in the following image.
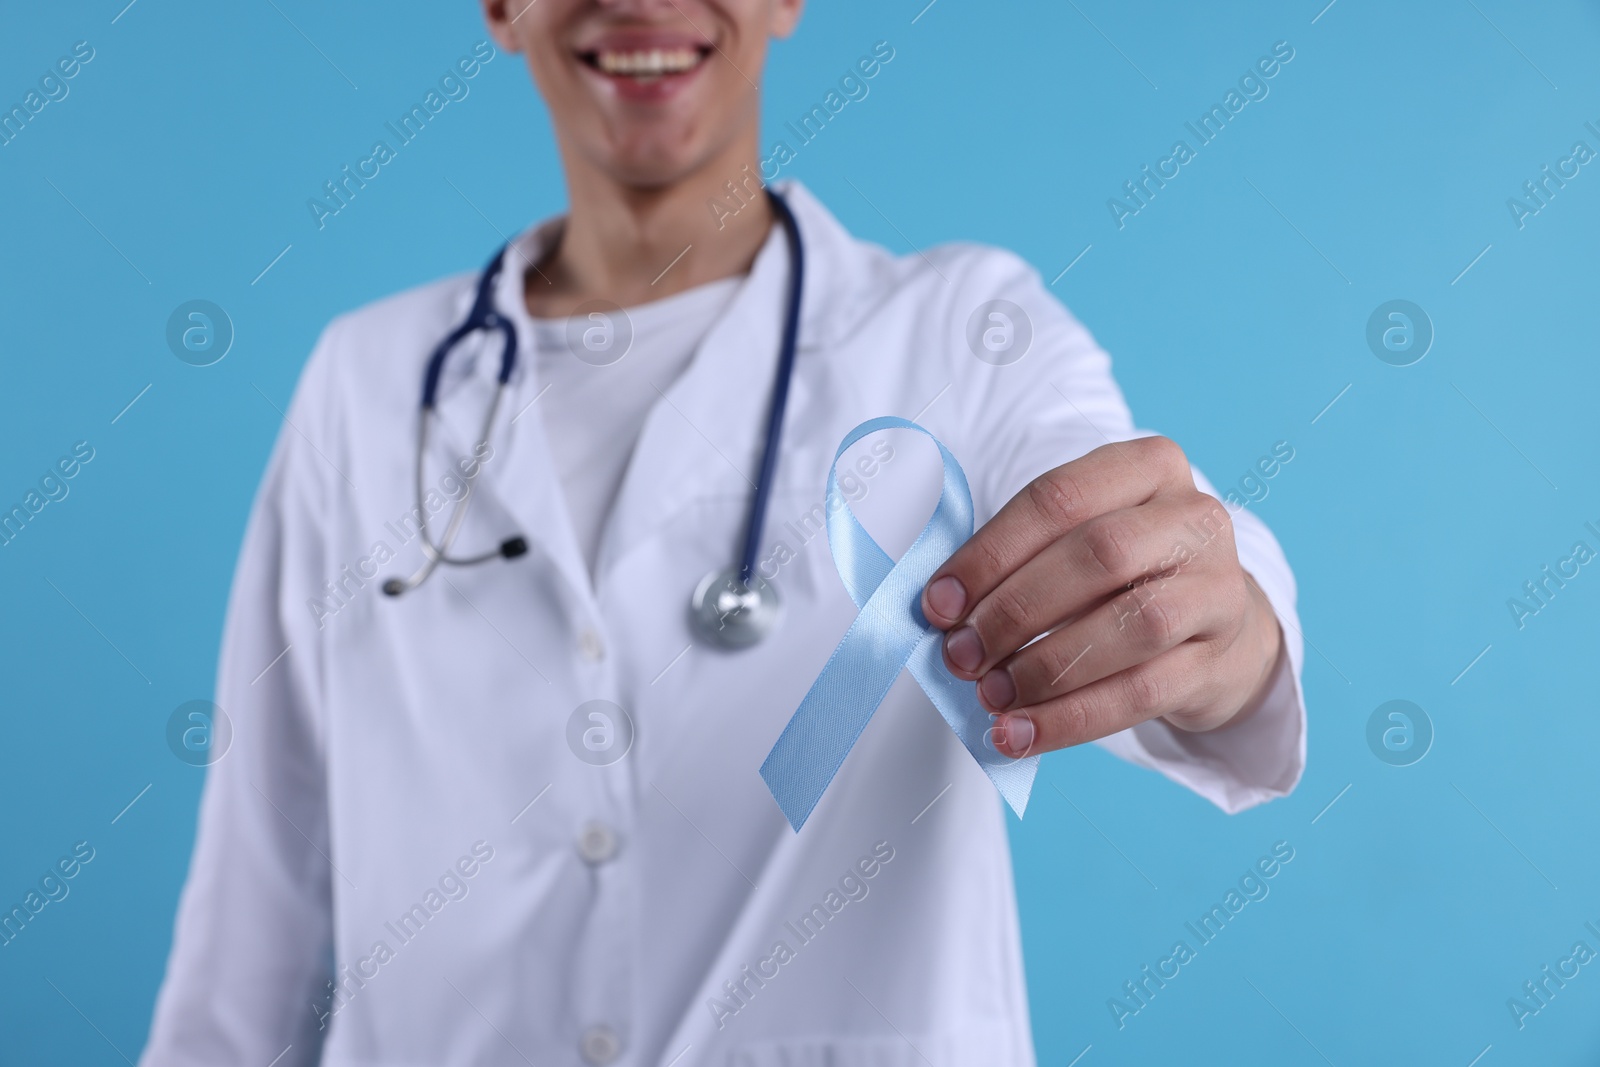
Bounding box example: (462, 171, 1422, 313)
(945, 626, 983, 673)
(998, 712, 1034, 757)
(926, 575, 967, 623)
(978, 669, 1015, 712)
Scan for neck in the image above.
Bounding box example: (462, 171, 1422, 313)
(526, 132, 774, 317)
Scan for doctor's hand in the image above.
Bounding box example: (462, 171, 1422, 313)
(920, 436, 1284, 759)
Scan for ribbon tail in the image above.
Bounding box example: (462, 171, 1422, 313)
(906, 631, 1039, 819)
(759, 601, 922, 831)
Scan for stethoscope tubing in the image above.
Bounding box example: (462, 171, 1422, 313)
(386, 189, 802, 619)
(735, 190, 804, 586)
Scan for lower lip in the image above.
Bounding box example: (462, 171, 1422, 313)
(580, 57, 708, 104)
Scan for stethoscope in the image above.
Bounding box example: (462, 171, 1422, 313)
(383, 188, 802, 651)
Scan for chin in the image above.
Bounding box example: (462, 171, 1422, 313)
(586, 127, 718, 191)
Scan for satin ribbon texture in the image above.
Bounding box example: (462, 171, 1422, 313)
(759, 416, 1039, 831)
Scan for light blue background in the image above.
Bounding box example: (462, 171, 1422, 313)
(3, 0, 1598, 1063)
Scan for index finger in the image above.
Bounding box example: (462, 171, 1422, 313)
(920, 435, 1190, 629)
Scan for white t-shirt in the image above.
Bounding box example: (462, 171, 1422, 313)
(528, 277, 744, 577)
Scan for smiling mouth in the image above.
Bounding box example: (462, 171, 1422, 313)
(579, 45, 713, 81)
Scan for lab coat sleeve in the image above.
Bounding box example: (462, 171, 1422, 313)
(139, 326, 341, 1066)
(951, 249, 1306, 815)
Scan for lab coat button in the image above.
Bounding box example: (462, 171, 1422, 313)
(577, 821, 618, 865)
(578, 628, 606, 661)
(579, 1024, 622, 1065)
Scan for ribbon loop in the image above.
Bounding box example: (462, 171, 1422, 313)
(759, 417, 1039, 831)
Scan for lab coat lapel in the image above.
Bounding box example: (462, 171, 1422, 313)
(592, 182, 864, 593)
(429, 223, 596, 608)
(592, 209, 795, 593)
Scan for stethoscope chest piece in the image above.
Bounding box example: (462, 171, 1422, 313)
(690, 565, 782, 649)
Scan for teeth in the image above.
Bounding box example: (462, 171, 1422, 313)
(595, 47, 702, 76)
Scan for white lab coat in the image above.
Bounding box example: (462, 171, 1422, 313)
(141, 181, 1306, 1067)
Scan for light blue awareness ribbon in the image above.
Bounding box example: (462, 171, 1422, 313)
(759, 417, 1039, 831)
